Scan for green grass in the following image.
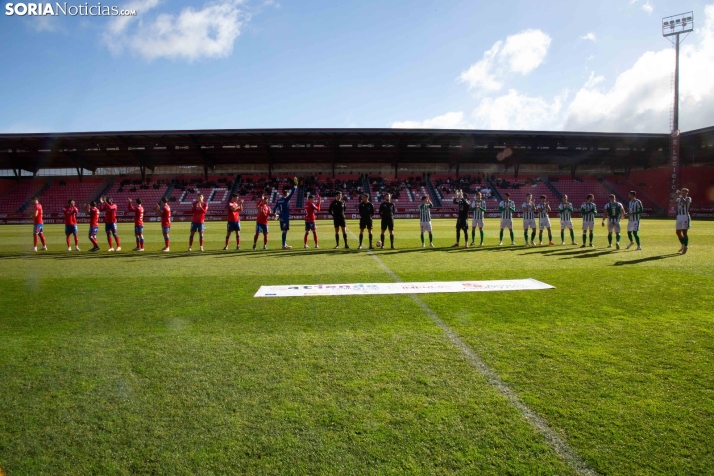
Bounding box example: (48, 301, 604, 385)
(0, 218, 712, 475)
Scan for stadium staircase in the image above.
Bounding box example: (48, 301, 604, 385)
(484, 177, 503, 203)
(424, 177, 442, 207)
(93, 177, 116, 203)
(544, 178, 562, 200)
(295, 184, 306, 209)
(229, 174, 241, 198)
(361, 174, 371, 199)
(599, 178, 627, 203)
(18, 179, 52, 213)
(162, 182, 175, 201)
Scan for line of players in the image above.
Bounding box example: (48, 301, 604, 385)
(25, 186, 693, 255)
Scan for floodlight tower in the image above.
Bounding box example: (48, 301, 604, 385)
(662, 12, 693, 216)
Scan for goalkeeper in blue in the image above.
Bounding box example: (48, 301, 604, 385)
(626, 190, 643, 250)
(273, 177, 298, 250)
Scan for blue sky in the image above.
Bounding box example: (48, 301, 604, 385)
(1, 0, 713, 133)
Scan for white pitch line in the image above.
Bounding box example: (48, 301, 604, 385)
(348, 231, 598, 476)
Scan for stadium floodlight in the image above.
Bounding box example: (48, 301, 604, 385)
(662, 11, 693, 36)
(662, 11, 694, 216)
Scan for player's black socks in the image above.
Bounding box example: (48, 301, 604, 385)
(343, 233, 348, 247)
(390, 235, 394, 248)
(359, 233, 363, 246)
(456, 230, 460, 244)
(335, 233, 339, 246)
(369, 233, 373, 247)
(380, 233, 385, 246)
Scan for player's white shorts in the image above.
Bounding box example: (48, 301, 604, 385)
(523, 218, 536, 229)
(560, 220, 573, 229)
(471, 218, 484, 229)
(500, 218, 513, 229)
(582, 221, 594, 231)
(676, 217, 691, 230)
(627, 221, 640, 232)
(607, 222, 621, 233)
(539, 219, 551, 231)
(420, 221, 432, 233)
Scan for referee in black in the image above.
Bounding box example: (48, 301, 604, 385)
(379, 193, 397, 249)
(454, 189, 470, 247)
(358, 193, 374, 249)
(329, 191, 349, 249)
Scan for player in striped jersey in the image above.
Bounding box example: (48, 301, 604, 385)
(626, 191, 643, 250)
(674, 188, 692, 254)
(522, 193, 537, 246)
(470, 191, 487, 246)
(419, 195, 434, 248)
(536, 195, 553, 245)
(602, 194, 625, 249)
(580, 194, 597, 248)
(558, 195, 577, 245)
(499, 193, 516, 246)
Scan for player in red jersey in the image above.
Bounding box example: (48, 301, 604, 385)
(303, 194, 320, 248)
(224, 194, 244, 250)
(84, 200, 101, 252)
(99, 196, 121, 252)
(29, 197, 47, 252)
(127, 198, 145, 251)
(154, 197, 172, 252)
(253, 195, 274, 250)
(63, 199, 80, 251)
(189, 194, 207, 251)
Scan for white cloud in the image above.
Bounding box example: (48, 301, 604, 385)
(472, 90, 566, 130)
(642, 1, 653, 14)
(393, 4, 714, 133)
(580, 32, 597, 42)
(458, 29, 551, 92)
(392, 112, 465, 129)
(565, 4, 714, 132)
(104, 0, 245, 61)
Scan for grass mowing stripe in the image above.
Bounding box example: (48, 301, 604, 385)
(348, 230, 599, 476)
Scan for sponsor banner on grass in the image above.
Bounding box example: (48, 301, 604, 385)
(255, 278, 554, 297)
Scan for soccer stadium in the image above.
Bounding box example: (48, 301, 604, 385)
(2, 3, 714, 476)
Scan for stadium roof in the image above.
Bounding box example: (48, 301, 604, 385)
(1, 127, 712, 176)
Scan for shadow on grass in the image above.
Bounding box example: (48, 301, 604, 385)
(560, 250, 614, 259)
(613, 253, 680, 266)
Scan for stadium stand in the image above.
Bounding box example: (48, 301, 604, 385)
(167, 176, 235, 211)
(602, 177, 661, 211)
(430, 174, 496, 208)
(0, 179, 48, 213)
(627, 169, 671, 208)
(548, 176, 613, 206)
(681, 166, 714, 208)
(36, 178, 108, 213)
(490, 175, 558, 209)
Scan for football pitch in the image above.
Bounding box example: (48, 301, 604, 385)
(0, 218, 712, 475)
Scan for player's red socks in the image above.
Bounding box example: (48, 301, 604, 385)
(225, 237, 230, 247)
(304, 233, 308, 246)
(114, 235, 121, 247)
(90, 237, 98, 247)
(34, 236, 38, 247)
(189, 236, 194, 246)
(313, 232, 318, 245)
(165, 238, 170, 247)
(74, 236, 78, 246)
(253, 233, 259, 244)
(236, 236, 240, 246)
(264, 234, 268, 245)
(107, 235, 113, 247)
(40, 234, 46, 246)
(66, 236, 71, 247)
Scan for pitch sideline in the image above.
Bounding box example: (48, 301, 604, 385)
(349, 231, 598, 476)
